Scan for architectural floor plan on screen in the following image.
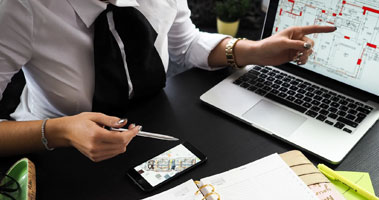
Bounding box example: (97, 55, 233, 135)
(273, 0, 379, 95)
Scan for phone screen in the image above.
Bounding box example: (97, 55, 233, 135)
(127, 142, 206, 191)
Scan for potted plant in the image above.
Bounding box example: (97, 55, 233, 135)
(215, 0, 252, 37)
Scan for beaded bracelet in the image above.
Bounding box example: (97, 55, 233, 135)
(41, 119, 54, 151)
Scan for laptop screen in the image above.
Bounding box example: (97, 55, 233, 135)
(270, 0, 379, 96)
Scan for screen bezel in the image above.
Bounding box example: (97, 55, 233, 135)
(126, 141, 207, 192)
(261, 0, 379, 102)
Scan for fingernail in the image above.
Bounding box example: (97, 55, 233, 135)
(117, 118, 127, 124)
(303, 43, 311, 49)
(131, 123, 136, 128)
(138, 126, 143, 131)
(334, 26, 337, 30)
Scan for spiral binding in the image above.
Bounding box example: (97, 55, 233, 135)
(194, 180, 221, 200)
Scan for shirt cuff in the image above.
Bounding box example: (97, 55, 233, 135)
(185, 32, 231, 71)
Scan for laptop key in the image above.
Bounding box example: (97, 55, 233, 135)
(340, 106, 349, 111)
(325, 120, 334, 125)
(303, 102, 312, 108)
(355, 117, 365, 123)
(265, 93, 307, 113)
(305, 92, 315, 97)
(248, 86, 257, 92)
(303, 97, 312, 102)
(272, 84, 280, 89)
(348, 109, 358, 115)
(320, 104, 328, 109)
(328, 107, 338, 113)
(311, 106, 321, 112)
(256, 83, 264, 88)
(328, 113, 338, 119)
(233, 79, 243, 85)
(346, 114, 356, 121)
(337, 117, 358, 128)
(343, 128, 352, 134)
(340, 100, 349, 105)
(315, 90, 323, 95)
(253, 66, 262, 71)
(270, 89, 279, 95)
(311, 100, 321, 106)
(255, 89, 267, 96)
(314, 95, 323, 101)
(357, 107, 370, 115)
(334, 122, 345, 129)
(316, 114, 327, 122)
(287, 90, 296, 95)
(241, 83, 250, 88)
(278, 92, 287, 98)
(330, 102, 339, 108)
(357, 112, 367, 118)
(331, 97, 340, 102)
(294, 99, 304, 105)
(337, 111, 347, 117)
(286, 96, 296, 101)
(320, 109, 329, 115)
(364, 105, 374, 111)
(306, 110, 318, 118)
(347, 103, 357, 109)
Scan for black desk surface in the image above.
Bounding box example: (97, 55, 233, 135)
(1, 67, 379, 199)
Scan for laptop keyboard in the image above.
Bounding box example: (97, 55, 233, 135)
(233, 66, 374, 134)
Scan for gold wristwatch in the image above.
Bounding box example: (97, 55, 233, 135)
(225, 37, 246, 69)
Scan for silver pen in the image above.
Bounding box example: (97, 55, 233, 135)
(109, 127, 179, 141)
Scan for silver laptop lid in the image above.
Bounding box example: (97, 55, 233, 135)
(262, 0, 379, 97)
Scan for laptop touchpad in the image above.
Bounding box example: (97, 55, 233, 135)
(242, 100, 306, 137)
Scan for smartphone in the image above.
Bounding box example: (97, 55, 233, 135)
(126, 141, 207, 192)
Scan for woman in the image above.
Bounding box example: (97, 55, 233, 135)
(0, 0, 335, 162)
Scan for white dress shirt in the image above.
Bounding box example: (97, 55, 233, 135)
(0, 0, 228, 121)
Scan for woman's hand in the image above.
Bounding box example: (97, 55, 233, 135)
(47, 112, 140, 162)
(245, 25, 336, 66)
(208, 25, 336, 68)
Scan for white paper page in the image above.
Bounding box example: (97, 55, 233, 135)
(142, 179, 203, 200)
(199, 154, 318, 200)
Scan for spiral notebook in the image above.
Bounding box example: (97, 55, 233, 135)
(142, 153, 319, 200)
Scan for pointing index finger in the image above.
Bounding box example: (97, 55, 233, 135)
(301, 25, 337, 35)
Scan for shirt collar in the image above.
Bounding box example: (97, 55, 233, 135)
(67, 0, 140, 28)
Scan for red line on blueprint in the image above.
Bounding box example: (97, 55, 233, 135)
(280, 8, 283, 16)
(305, 4, 316, 9)
(322, 10, 326, 13)
(327, 21, 335, 25)
(357, 49, 365, 66)
(367, 43, 377, 48)
(285, 0, 302, 16)
(275, 27, 278, 32)
(345, 3, 361, 8)
(363, 6, 379, 15)
(339, 0, 345, 16)
(344, 36, 350, 39)
(332, 13, 337, 16)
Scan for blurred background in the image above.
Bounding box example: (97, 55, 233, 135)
(167, 0, 269, 77)
(188, 0, 267, 36)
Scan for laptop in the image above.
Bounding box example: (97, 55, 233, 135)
(200, 0, 379, 164)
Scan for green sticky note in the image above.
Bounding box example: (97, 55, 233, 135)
(328, 171, 375, 200)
